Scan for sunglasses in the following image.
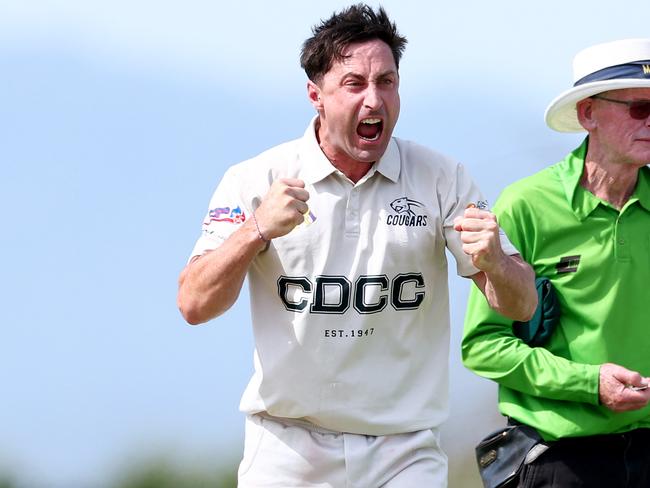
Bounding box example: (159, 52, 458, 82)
(592, 95, 650, 120)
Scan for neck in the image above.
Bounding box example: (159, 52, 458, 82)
(326, 154, 374, 183)
(581, 152, 640, 209)
(315, 119, 374, 184)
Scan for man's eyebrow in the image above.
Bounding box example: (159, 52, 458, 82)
(375, 70, 398, 79)
(341, 69, 398, 80)
(341, 71, 365, 79)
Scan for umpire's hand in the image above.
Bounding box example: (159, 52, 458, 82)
(599, 362, 650, 412)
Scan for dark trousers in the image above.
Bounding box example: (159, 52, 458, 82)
(517, 429, 650, 487)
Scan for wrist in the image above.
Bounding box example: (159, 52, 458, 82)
(476, 250, 508, 278)
(251, 210, 270, 243)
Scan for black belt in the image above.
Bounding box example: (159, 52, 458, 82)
(554, 428, 650, 447)
(507, 418, 650, 447)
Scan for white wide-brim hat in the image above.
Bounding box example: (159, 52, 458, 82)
(545, 38, 650, 132)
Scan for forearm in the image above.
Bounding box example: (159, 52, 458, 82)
(177, 219, 266, 324)
(462, 288, 600, 404)
(474, 254, 537, 322)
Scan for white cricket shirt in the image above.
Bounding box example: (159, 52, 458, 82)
(191, 117, 516, 435)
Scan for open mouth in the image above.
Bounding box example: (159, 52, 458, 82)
(357, 118, 383, 141)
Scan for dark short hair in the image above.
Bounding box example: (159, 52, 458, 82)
(300, 4, 407, 83)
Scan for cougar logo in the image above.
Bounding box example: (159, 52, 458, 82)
(390, 197, 423, 216)
(387, 197, 428, 227)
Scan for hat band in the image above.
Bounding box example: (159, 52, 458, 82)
(574, 61, 650, 86)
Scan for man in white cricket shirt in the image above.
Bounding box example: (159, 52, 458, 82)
(177, 4, 537, 487)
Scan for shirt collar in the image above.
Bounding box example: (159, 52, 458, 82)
(561, 137, 650, 219)
(559, 138, 600, 221)
(375, 137, 401, 182)
(630, 166, 650, 213)
(298, 116, 401, 184)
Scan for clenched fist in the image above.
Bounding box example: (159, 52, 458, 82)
(454, 207, 506, 273)
(254, 178, 310, 240)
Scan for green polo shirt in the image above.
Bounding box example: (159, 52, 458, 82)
(462, 139, 650, 440)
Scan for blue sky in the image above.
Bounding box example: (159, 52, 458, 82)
(2, 1, 649, 486)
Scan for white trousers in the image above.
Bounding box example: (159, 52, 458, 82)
(237, 414, 447, 488)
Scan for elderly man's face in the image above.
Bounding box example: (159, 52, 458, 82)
(308, 39, 400, 170)
(582, 88, 650, 167)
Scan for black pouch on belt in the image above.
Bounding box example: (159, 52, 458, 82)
(475, 423, 546, 488)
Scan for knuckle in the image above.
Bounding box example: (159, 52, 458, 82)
(485, 221, 498, 232)
(476, 240, 489, 252)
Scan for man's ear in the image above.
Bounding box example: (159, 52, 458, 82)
(307, 80, 322, 110)
(577, 98, 597, 131)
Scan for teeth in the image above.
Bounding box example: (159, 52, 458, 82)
(361, 118, 381, 124)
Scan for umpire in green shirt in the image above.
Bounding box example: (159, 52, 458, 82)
(463, 39, 650, 487)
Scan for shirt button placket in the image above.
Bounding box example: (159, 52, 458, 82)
(614, 214, 630, 261)
(346, 187, 361, 237)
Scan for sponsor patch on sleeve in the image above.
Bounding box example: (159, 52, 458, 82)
(201, 205, 246, 234)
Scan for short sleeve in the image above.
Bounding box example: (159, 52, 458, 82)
(189, 166, 250, 260)
(443, 163, 519, 277)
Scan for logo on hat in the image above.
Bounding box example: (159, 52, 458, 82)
(544, 38, 650, 132)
